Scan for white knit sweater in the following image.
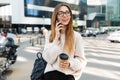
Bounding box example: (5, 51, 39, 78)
(43, 31, 87, 80)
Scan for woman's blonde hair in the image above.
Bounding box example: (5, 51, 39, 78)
(49, 3, 74, 54)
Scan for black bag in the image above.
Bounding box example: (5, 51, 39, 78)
(31, 52, 47, 80)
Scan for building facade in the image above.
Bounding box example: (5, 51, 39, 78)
(0, 0, 87, 33)
(87, 0, 106, 28)
(106, 0, 120, 26)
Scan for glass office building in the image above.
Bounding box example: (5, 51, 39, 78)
(24, 0, 87, 30)
(0, 0, 87, 33)
(24, 0, 79, 19)
(106, 0, 120, 26)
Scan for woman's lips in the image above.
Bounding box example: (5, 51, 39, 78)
(62, 19, 68, 22)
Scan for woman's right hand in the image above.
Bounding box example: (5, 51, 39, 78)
(55, 22, 63, 42)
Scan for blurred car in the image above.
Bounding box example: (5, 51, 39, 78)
(99, 27, 108, 34)
(81, 29, 96, 37)
(21, 28, 27, 34)
(107, 31, 120, 42)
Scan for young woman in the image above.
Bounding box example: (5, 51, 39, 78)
(43, 3, 87, 80)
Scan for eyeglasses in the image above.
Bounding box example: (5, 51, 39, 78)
(57, 11, 70, 17)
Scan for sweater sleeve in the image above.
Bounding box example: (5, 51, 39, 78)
(69, 32, 87, 71)
(42, 32, 61, 64)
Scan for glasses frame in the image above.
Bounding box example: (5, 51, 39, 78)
(57, 11, 71, 17)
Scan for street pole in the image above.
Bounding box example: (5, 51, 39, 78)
(42, 16, 45, 27)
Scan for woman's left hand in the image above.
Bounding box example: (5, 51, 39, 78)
(60, 60, 70, 69)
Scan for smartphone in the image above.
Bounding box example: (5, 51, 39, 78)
(56, 20, 62, 33)
(56, 20, 62, 26)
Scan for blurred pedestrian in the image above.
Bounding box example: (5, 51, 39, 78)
(43, 3, 87, 80)
(41, 27, 48, 36)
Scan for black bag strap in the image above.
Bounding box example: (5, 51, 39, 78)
(36, 52, 42, 59)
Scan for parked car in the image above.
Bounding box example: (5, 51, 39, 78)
(107, 31, 120, 42)
(81, 29, 96, 37)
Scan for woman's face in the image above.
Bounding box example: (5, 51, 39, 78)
(57, 6, 71, 26)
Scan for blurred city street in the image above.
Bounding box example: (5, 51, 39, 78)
(0, 0, 120, 80)
(1, 34, 120, 80)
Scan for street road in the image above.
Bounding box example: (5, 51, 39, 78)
(2, 35, 120, 80)
(81, 37, 120, 80)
